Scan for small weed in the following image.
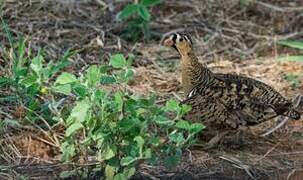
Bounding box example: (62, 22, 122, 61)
(284, 73, 301, 89)
(117, 0, 161, 41)
(0, 18, 74, 125)
(56, 54, 204, 179)
(1, 15, 204, 180)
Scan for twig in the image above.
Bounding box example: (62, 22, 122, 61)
(172, 92, 183, 101)
(254, 143, 279, 163)
(219, 155, 257, 180)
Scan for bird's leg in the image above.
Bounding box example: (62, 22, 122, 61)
(293, 94, 303, 112)
(233, 127, 247, 147)
(204, 130, 230, 150)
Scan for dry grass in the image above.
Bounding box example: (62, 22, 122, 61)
(0, 0, 303, 179)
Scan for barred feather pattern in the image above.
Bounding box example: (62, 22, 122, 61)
(180, 49, 300, 128)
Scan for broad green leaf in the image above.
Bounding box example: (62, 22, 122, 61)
(116, 69, 135, 83)
(136, 108, 147, 115)
(137, 5, 151, 21)
(143, 148, 152, 158)
(98, 144, 117, 161)
(53, 84, 72, 95)
(181, 104, 192, 114)
(30, 54, 44, 76)
(169, 132, 185, 144)
(123, 167, 136, 178)
(114, 91, 123, 111)
(117, 4, 139, 20)
(86, 65, 100, 86)
(126, 54, 135, 66)
(67, 98, 90, 124)
(189, 123, 205, 134)
(110, 54, 127, 68)
(278, 40, 303, 50)
(134, 136, 144, 149)
(65, 122, 83, 137)
(124, 69, 135, 81)
(120, 156, 136, 166)
(165, 99, 180, 112)
(153, 116, 172, 125)
(105, 165, 116, 180)
(100, 65, 110, 74)
(118, 118, 140, 133)
(113, 173, 127, 180)
(61, 142, 75, 160)
(141, 0, 161, 7)
(175, 120, 191, 130)
(73, 84, 87, 97)
(94, 89, 107, 101)
(100, 75, 116, 85)
(135, 136, 145, 156)
(55, 72, 77, 85)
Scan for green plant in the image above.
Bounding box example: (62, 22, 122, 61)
(284, 73, 301, 89)
(56, 54, 204, 179)
(0, 17, 74, 124)
(117, 0, 161, 41)
(277, 40, 303, 62)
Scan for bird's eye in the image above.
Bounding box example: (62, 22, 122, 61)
(179, 38, 183, 42)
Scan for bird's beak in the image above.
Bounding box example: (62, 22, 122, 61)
(163, 38, 174, 46)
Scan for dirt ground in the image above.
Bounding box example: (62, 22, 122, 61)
(1, 0, 303, 179)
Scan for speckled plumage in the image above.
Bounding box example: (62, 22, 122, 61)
(163, 32, 301, 129)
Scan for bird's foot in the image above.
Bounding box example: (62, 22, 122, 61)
(203, 131, 230, 150)
(223, 129, 247, 149)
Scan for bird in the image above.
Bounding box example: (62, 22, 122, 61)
(162, 32, 301, 147)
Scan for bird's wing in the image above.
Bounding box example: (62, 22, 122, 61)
(186, 75, 282, 125)
(183, 92, 243, 128)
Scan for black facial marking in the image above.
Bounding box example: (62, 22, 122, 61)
(172, 44, 177, 50)
(172, 34, 177, 43)
(184, 35, 192, 45)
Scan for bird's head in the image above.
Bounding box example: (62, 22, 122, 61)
(163, 32, 193, 56)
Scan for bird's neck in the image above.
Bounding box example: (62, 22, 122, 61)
(180, 51, 214, 94)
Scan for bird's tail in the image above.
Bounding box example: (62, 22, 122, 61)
(285, 109, 301, 120)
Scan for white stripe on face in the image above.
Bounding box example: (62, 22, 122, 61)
(184, 35, 190, 43)
(176, 33, 181, 43)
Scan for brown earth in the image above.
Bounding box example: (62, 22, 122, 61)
(0, 0, 303, 179)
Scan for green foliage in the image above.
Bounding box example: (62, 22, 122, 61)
(278, 40, 303, 50)
(284, 73, 301, 89)
(0, 18, 74, 124)
(117, 0, 161, 41)
(277, 40, 303, 62)
(57, 54, 204, 179)
(1, 17, 203, 180)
